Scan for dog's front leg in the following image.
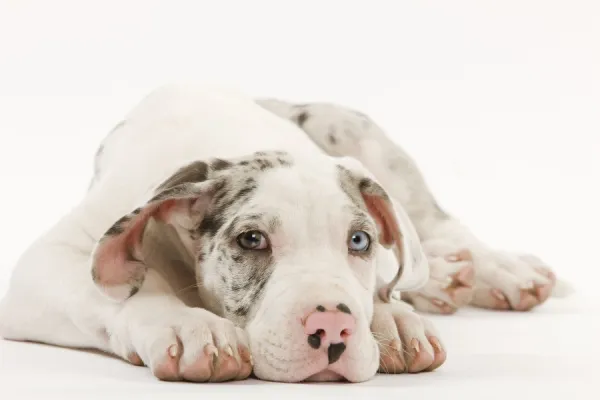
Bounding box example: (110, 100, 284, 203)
(104, 268, 253, 382)
(370, 291, 446, 374)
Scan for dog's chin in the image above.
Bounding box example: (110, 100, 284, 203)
(304, 370, 346, 382)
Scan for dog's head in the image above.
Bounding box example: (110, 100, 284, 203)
(90, 151, 427, 382)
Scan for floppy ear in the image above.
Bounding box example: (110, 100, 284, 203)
(338, 160, 429, 303)
(358, 179, 429, 301)
(90, 171, 220, 302)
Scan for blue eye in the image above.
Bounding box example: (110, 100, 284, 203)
(349, 231, 371, 252)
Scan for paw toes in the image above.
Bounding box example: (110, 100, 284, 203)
(236, 345, 254, 380)
(444, 265, 475, 306)
(445, 248, 473, 263)
(446, 286, 473, 305)
(405, 294, 458, 315)
(127, 352, 144, 366)
(515, 289, 540, 311)
(378, 338, 406, 374)
(430, 298, 458, 314)
(407, 339, 434, 373)
(490, 288, 511, 309)
(455, 265, 475, 286)
(210, 345, 242, 382)
(535, 283, 553, 303)
(153, 343, 181, 381)
(180, 344, 216, 382)
(471, 287, 512, 310)
(425, 336, 446, 372)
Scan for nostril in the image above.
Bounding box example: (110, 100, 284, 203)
(307, 333, 321, 349)
(340, 328, 350, 339)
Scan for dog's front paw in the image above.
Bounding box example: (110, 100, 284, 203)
(470, 252, 556, 311)
(110, 307, 253, 382)
(371, 301, 446, 374)
(401, 239, 475, 314)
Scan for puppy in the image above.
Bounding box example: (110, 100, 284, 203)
(0, 85, 566, 382)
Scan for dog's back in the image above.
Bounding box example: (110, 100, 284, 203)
(89, 84, 325, 238)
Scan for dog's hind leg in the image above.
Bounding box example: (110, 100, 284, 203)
(256, 99, 476, 309)
(258, 98, 566, 314)
(0, 203, 116, 352)
(255, 99, 446, 236)
(257, 99, 564, 314)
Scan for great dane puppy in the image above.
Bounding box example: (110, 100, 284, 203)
(0, 85, 567, 383)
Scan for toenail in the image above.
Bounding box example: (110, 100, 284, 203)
(432, 299, 446, 307)
(168, 344, 178, 358)
(127, 352, 143, 366)
(205, 344, 218, 357)
(491, 289, 506, 301)
(429, 337, 442, 352)
(411, 338, 420, 353)
(224, 345, 234, 357)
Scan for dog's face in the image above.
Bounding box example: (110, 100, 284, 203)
(90, 151, 412, 382)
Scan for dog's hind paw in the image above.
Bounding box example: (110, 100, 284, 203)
(401, 240, 475, 314)
(469, 252, 557, 311)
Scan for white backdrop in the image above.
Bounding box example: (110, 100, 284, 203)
(0, 1, 598, 397)
(1, 0, 598, 295)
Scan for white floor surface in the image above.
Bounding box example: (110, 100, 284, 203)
(1, 295, 597, 400)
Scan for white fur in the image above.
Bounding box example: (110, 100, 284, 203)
(0, 84, 569, 383)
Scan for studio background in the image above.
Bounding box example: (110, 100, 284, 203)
(0, 1, 598, 398)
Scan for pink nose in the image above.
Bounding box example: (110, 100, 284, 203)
(303, 304, 356, 364)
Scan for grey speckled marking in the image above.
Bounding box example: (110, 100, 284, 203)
(327, 127, 337, 145)
(89, 120, 127, 189)
(296, 111, 309, 127)
(156, 161, 209, 192)
(95, 151, 294, 322)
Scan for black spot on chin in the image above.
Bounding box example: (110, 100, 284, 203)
(328, 343, 346, 364)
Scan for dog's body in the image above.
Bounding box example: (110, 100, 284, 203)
(0, 85, 566, 382)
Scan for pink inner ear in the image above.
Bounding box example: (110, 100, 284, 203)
(362, 193, 401, 248)
(93, 201, 172, 288)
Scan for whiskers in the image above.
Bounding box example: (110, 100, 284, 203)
(174, 281, 206, 296)
(371, 331, 408, 373)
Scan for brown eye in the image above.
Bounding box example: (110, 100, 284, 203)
(237, 230, 269, 250)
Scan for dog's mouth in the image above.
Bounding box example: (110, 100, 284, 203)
(304, 369, 346, 382)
